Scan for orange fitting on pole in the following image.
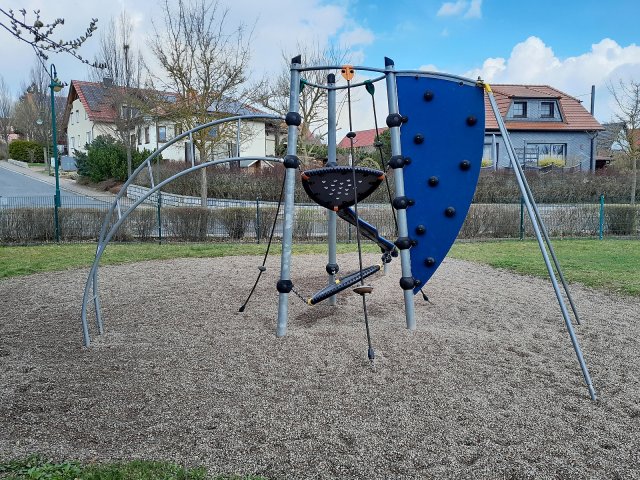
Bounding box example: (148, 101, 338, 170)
(341, 65, 355, 81)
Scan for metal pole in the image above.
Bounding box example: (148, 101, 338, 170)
(276, 56, 302, 337)
(256, 197, 261, 244)
(50, 64, 61, 243)
(590, 85, 596, 173)
(520, 196, 525, 240)
(157, 191, 162, 244)
(599, 194, 605, 240)
(327, 73, 338, 305)
(486, 85, 596, 400)
(492, 133, 497, 171)
(385, 57, 416, 331)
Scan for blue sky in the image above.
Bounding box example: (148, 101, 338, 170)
(2, 0, 639, 124)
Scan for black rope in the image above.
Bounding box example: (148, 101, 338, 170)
(366, 82, 398, 233)
(238, 171, 287, 312)
(346, 77, 375, 362)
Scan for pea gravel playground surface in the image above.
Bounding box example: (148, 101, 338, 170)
(1, 254, 639, 479)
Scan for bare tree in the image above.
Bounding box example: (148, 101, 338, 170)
(609, 79, 640, 205)
(0, 7, 103, 68)
(0, 75, 14, 150)
(12, 64, 65, 160)
(150, 0, 253, 206)
(257, 43, 351, 162)
(90, 12, 148, 178)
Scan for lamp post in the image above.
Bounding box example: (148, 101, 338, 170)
(49, 64, 63, 242)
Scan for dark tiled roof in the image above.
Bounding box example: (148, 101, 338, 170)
(485, 84, 603, 131)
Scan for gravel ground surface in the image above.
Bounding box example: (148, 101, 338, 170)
(1, 253, 639, 479)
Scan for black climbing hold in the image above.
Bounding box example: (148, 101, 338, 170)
(410, 239, 418, 247)
(423, 91, 434, 101)
(388, 155, 405, 169)
(285, 112, 301, 126)
(460, 160, 471, 171)
(414, 279, 422, 287)
(407, 198, 416, 207)
(394, 236, 412, 250)
(283, 155, 300, 169)
(415, 225, 426, 235)
(401, 115, 409, 124)
(346, 131, 356, 138)
(414, 134, 424, 144)
(391, 249, 399, 257)
(326, 263, 339, 275)
(276, 279, 293, 293)
(466, 115, 478, 126)
(400, 276, 415, 290)
(392, 196, 409, 210)
(445, 207, 456, 218)
(404, 157, 412, 165)
(386, 113, 403, 128)
(428, 176, 439, 187)
(424, 257, 436, 267)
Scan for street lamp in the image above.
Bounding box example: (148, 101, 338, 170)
(49, 64, 63, 242)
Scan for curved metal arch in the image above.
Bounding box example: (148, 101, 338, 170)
(80, 112, 284, 347)
(81, 155, 283, 347)
(300, 74, 387, 91)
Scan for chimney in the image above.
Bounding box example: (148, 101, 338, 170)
(103, 77, 114, 88)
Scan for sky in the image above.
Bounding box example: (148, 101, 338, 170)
(1, 0, 639, 129)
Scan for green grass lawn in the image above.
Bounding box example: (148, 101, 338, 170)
(449, 238, 640, 296)
(0, 455, 264, 479)
(1, 239, 638, 296)
(0, 242, 377, 279)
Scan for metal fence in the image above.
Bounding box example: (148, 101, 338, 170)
(0, 194, 638, 244)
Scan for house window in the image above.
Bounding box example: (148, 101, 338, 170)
(144, 127, 150, 144)
(482, 143, 498, 167)
(84, 110, 88, 120)
(512, 101, 527, 118)
(137, 127, 142, 145)
(70, 137, 75, 149)
(86, 131, 91, 144)
(227, 142, 238, 157)
(130, 133, 136, 146)
(120, 105, 140, 118)
(157, 126, 167, 143)
(528, 143, 566, 164)
(540, 101, 555, 118)
(75, 110, 79, 123)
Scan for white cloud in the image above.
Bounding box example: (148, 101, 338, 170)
(464, 36, 640, 121)
(418, 64, 440, 72)
(437, 0, 482, 19)
(339, 27, 375, 48)
(464, 0, 482, 19)
(437, 0, 468, 17)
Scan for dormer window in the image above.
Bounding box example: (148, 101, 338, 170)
(541, 101, 555, 118)
(513, 101, 527, 118)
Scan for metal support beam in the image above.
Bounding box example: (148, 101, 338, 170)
(385, 58, 416, 331)
(327, 73, 338, 305)
(486, 83, 596, 400)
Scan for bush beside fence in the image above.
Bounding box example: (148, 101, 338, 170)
(1, 197, 638, 244)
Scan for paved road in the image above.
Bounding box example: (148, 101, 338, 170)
(0, 164, 112, 207)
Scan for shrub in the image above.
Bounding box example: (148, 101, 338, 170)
(8, 140, 44, 162)
(214, 206, 253, 239)
(605, 205, 639, 235)
(538, 157, 565, 168)
(75, 135, 159, 182)
(163, 207, 209, 241)
(255, 206, 279, 240)
(294, 208, 321, 240)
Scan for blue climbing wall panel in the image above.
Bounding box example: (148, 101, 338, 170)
(396, 74, 485, 293)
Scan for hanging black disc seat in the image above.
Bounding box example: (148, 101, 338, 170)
(301, 166, 384, 211)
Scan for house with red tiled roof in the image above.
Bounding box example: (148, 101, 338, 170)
(483, 84, 604, 170)
(63, 79, 277, 164)
(337, 127, 387, 150)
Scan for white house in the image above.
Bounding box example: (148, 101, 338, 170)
(62, 79, 278, 164)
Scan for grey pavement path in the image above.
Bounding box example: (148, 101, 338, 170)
(0, 160, 117, 205)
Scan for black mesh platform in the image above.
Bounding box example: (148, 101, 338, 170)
(301, 166, 384, 211)
(308, 264, 381, 305)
